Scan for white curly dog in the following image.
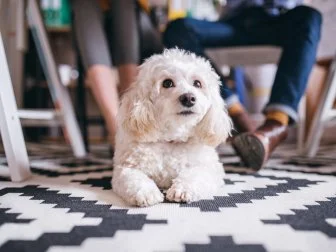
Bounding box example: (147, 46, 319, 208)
(112, 48, 232, 207)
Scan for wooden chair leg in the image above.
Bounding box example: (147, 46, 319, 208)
(302, 56, 336, 157)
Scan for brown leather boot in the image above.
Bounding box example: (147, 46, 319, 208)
(230, 111, 256, 136)
(232, 119, 289, 171)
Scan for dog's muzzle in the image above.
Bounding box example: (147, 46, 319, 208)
(179, 93, 196, 108)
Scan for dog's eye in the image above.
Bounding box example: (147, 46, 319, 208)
(193, 80, 202, 88)
(162, 79, 174, 88)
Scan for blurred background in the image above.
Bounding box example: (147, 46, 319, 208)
(0, 0, 335, 146)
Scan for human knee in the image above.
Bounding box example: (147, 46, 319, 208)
(293, 6, 322, 38)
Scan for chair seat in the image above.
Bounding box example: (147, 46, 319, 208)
(206, 46, 282, 66)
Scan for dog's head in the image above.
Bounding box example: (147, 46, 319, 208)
(119, 48, 232, 146)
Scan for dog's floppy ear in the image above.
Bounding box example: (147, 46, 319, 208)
(194, 73, 232, 147)
(119, 81, 159, 142)
(119, 53, 167, 142)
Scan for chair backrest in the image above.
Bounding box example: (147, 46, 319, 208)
(206, 46, 282, 67)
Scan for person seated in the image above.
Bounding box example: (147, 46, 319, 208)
(163, 0, 322, 170)
(71, 0, 163, 147)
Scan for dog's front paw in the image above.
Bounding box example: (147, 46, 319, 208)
(166, 184, 199, 203)
(129, 185, 164, 207)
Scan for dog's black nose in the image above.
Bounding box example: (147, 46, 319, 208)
(179, 93, 196, 107)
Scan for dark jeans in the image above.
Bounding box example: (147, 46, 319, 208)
(163, 6, 322, 123)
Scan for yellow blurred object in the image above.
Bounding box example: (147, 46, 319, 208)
(97, 0, 150, 13)
(228, 102, 245, 116)
(138, 0, 150, 13)
(168, 0, 187, 20)
(168, 10, 186, 20)
(248, 87, 271, 97)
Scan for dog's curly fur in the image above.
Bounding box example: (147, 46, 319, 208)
(112, 48, 232, 207)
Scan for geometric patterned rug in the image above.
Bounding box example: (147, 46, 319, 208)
(0, 142, 335, 252)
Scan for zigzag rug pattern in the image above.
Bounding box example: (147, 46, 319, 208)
(0, 143, 335, 252)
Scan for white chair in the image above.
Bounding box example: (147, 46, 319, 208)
(301, 54, 336, 157)
(206, 46, 306, 152)
(23, 0, 86, 157)
(0, 0, 87, 181)
(0, 31, 31, 181)
(1, 0, 86, 155)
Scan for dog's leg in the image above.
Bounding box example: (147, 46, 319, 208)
(112, 168, 164, 207)
(166, 165, 224, 203)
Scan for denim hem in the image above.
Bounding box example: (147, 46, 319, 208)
(263, 104, 298, 123)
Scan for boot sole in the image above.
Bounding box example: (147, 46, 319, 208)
(232, 133, 266, 171)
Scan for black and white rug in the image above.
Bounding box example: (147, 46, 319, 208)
(0, 143, 335, 252)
